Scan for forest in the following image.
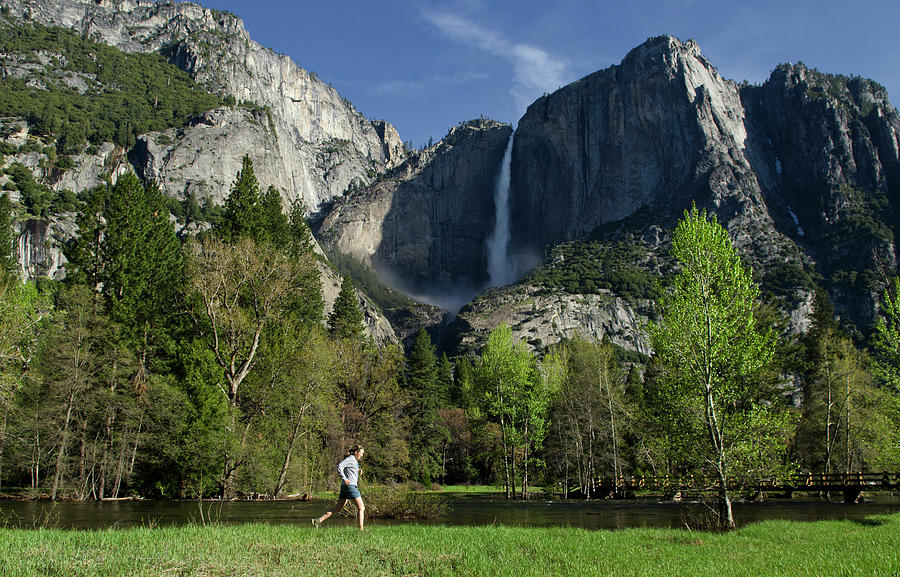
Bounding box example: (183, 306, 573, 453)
(1, 156, 899, 508)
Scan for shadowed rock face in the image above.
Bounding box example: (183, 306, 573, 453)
(511, 37, 745, 257)
(314, 120, 513, 300)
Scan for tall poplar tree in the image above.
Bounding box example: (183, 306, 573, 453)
(647, 204, 783, 528)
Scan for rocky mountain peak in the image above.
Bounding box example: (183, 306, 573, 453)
(4, 0, 407, 211)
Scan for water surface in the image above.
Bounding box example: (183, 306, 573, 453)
(2, 493, 897, 530)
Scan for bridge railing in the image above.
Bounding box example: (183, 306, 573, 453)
(586, 472, 900, 493)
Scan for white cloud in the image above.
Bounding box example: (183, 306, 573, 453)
(422, 10, 568, 113)
(376, 71, 490, 96)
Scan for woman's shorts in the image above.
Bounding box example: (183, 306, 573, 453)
(339, 484, 361, 499)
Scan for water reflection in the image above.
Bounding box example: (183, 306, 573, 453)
(1, 494, 897, 531)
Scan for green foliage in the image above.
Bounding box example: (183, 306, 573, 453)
(214, 158, 323, 327)
(3, 162, 51, 218)
(329, 277, 365, 340)
(872, 276, 900, 394)
(0, 194, 15, 277)
(466, 324, 553, 497)
(0, 278, 51, 406)
(525, 240, 660, 300)
(647, 205, 786, 526)
(217, 156, 309, 251)
(543, 337, 633, 496)
(761, 260, 818, 299)
(797, 327, 898, 473)
(1, 162, 79, 218)
(102, 176, 183, 348)
(403, 330, 449, 484)
(325, 249, 419, 314)
(0, 21, 222, 150)
(62, 174, 183, 367)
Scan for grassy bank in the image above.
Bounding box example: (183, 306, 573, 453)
(2, 514, 898, 576)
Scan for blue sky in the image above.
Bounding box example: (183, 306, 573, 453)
(194, 0, 900, 148)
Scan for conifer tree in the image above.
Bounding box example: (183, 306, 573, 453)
(286, 200, 316, 257)
(220, 155, 264, 243)
(328, 277, 364, 340)
(404, 329, 446, 484)
(0, 194, 15, 278)
(100, 174, 183, 370)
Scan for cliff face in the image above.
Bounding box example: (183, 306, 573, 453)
(511, 37, 777, 263)
(452, 283, 652, 357)
(5, 0, 406, 209)
(6, 9, 900, 353)
(506, 35, 900, 336)
(314, 120, 513, 299)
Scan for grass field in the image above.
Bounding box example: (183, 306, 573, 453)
(1, 513, 898, 576)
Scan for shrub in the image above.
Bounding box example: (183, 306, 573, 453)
(357, 483, 449, 520)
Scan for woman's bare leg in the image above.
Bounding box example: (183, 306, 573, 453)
(316, 498, 347, 524)
(353, 496, 365, 530)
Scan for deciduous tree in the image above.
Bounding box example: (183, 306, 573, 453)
(647, 205, 783, 528)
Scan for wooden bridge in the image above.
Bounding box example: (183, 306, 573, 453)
(579, 472, 900, 503)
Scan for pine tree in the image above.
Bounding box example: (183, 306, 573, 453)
(328, 277, 364, 340)
(286, 200, 315, 257)
(404, 329, 446, 484)
(259, 185, 288, 246)
(220, 155, 264, 243)
(0, 194, 15, 278)
(100, 174, 183, 371)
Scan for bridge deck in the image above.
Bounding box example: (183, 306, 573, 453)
(577, 472, 900, 501)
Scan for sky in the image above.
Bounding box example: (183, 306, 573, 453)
(193, 0, 900, 148)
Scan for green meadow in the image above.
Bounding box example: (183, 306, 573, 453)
(2, 513, 898, 576)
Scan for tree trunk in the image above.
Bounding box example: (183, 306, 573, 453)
(499, 413, 511, 500)
(824, 351, 834, 475)
(274, 414, 305, 498)
(521, 419, 529, 500)
(705, 381, 734, 529)
(845, 375, 851, 475)
(30, 427, 40, 496)
(78, 420, 89, 500)
(51, 389, 78, 501)
(0, 410, 7, 494)
(510, 446, 517, 499)
(606, 386, 620, 497)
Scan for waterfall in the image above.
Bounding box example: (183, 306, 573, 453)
(487, 132, 515, 287)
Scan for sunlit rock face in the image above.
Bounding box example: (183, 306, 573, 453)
(7, 0, 406, 210)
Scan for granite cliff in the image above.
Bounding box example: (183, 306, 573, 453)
(313, 119, 512, 307)
(2, 0, 405, 209)
(4, 3, 900, 354)
(502, 36, 899, 342)
(320, 36, 900, 352)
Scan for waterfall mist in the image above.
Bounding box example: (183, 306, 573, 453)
(486, 132, 516, 287)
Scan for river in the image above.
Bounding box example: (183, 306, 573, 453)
(2, 493, 898, 530)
